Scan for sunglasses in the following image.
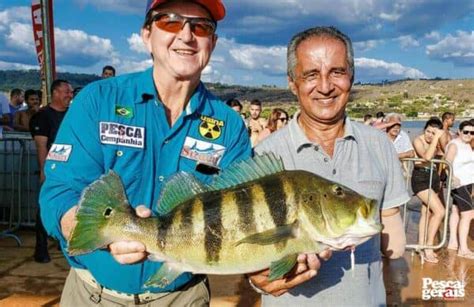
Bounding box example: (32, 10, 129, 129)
(151, 13, 216, 37)
(277, 117, 288, 122)
(462, 130, 474, 135)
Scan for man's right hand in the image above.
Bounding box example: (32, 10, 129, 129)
(108, 205, 151, 264)
(248, 249, 332, 297)
(61, 204, 151, 265)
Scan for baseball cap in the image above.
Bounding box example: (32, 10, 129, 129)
(146, 0, 226, 21)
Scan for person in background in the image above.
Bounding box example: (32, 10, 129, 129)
(40, 1, 251, 305)
(363, 113, 373, 125)
(6, 88, 24, 130)
(101, 65, 116, 79)
(255, 108, 288, 145)
(372, 111, 385, 128)
(247, 99, 267, 146)
(383, 113, 415, 160)
(411, 118, 445, 263)
(14, 89, 40, 132)
(444, 120, 474, 258)
(30, 79, 73, 263)
(440, 111, 455, 151)
(0, 92, 11, 131)
(250, 26, 408, 306)
(226, 98, 245, 121)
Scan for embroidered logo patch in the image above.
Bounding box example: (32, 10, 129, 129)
(181, 136, 226, 166)
(199, 115, 224, 140)
(100, 122, 145, 148)
(47, 144, 72, 162)
(115, 106, 133, 118)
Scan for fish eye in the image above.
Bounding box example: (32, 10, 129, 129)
(104, 207, 113, 218)
(332, 185, 345, 197)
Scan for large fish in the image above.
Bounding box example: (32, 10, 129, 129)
(68, 153, 381, 288)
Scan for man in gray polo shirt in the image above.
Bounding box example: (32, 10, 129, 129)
(249, 26, 410, 306)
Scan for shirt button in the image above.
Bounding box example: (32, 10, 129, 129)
(164, 139, 169, 144)
(324, 157, 329, 162)
(333, 169, 337, 175)
(51, 163, 56, 170)
(158, 176, 164, 182)
(314, 146, 319, 151)
(116, 150, 123, 157)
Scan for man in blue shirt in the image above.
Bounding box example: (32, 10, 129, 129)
(40, 1, 251, 305)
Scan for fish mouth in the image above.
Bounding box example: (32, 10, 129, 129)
(319, 221, 382, 250)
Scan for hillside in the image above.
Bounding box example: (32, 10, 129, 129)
(1, 70, 472, 118)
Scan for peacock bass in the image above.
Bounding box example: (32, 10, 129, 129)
(67, 153, 381, 288)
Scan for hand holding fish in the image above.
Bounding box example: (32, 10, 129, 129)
(67, 154, 381, 289)
(247, 250, 332, 296)
(108, 205, 151, 264)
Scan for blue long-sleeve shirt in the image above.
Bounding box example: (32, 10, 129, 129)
(40, 68, 251, 294)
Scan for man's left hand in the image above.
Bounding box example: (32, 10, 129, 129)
(248, 249, 332, 297)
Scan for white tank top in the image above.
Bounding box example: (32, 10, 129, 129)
(448, 138, 474, 186)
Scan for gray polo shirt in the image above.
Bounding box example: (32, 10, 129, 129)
(255, 114, 410, 307)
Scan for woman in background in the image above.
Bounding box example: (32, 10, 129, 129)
(445, 120, 474, 258)
(412, 118, 446, 263)
(255, 108, 288, 145)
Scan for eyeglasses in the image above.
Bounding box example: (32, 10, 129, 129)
(151, 13, 216, 37)
(462, 130, 474, 135)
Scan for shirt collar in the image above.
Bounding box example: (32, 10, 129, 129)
(289, 111, 359, 152)
(134, 67, 207, 116)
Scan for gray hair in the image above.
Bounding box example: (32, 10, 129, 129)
(287, 26, 354, 83)
(385, 112, 403, 122)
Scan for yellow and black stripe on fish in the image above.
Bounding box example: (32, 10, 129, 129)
(67, 153, 381, 288)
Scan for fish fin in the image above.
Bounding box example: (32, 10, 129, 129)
(147, 254, 166, 262)
(157, 172, 208, 216)
(68, 170, 131, 256)
(144, 263, 184, 288)
(209, 153, 284, 191)
(235, 222, 296, 246)
(268, 254, 298, 281)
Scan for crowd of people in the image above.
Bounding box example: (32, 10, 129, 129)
(0, 0, 472, 305)
(364, 111, 474, 263)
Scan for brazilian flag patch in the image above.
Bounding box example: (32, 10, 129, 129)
(199, 115, 224, 140)
(115, 106, 133, 118)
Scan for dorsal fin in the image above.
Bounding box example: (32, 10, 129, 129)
(157, 172, 208, 216)
(209, 152, 285, 191)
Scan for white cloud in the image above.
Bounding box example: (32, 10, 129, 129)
(426, 31, 474, 66)
(425, 31, 441, 41)
(54, 28, 116, 63)
(0, 60, 37, 70)
(0, 6, 31, 24)
(5, 22, 36, 53)
(396, 35, 420, 50)
(355, 57, 427, 80)
(354, 40, 382, 52)
(128, 33, 148, 54)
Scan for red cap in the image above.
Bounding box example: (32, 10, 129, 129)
(146, 0, 226, 21)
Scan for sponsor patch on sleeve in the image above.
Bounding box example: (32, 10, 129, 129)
(100, 122, 145, 148)
(47, 144, 72, 162)
(181, 136, 226, 166)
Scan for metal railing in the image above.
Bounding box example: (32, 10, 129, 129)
(400, 157, 453, 263)
(0, 132, 40, 246)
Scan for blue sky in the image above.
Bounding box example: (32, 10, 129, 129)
(0, 0, 473, 87)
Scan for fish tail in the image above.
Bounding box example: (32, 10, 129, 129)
(67, 170, 132, 256)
